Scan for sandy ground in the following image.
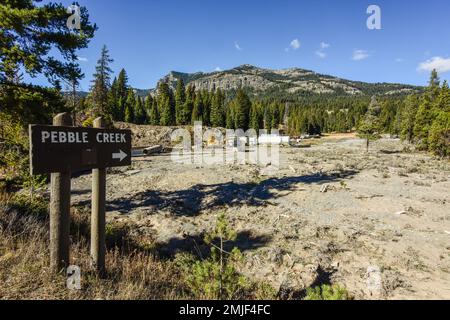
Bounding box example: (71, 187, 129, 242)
(71, 136, 450, 300)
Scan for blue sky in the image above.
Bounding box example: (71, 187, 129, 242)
(31, 0, 450, 90)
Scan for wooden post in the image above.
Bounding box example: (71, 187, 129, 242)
(91, 117, 107, 274)
(50, 113, 72, 273)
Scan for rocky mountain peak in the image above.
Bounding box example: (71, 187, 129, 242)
(153, 64, 421, 98)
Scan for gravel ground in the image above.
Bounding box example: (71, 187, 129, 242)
(71, 135, 450, 300)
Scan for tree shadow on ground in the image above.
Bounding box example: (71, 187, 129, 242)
(71, 189, 91, 196)
(76, 169, 359, 216)
(154, 230, 272, 259)
(281, 265, 335, 300)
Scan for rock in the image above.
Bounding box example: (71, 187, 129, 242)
(331, 261, 340, 269)
(320, 184, 329, 193)
(181, 223, 198, 237)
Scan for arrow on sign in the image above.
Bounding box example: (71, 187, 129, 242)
(112, 149, 127, 162)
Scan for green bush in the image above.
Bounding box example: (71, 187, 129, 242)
(304, 284, 350, 300)
(0, 113, 47, 190)
(175, 213, 251, 300)
(82, 117, 94, 128)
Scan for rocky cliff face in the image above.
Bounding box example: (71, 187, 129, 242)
(153, 64, 421, 97)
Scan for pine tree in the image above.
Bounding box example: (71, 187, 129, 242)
(414, 70, 441, 149)
(433, 80, 450, 114)
(234, 88, 251, 130)
(192, 93, 204, 123)
(116, 69, 129, 121)
(134, 96, 146, 124)
(270, 103, 280, 129)
(428, 69, 441, 101)
(429, 81, 450, 157)
(429, 111, 450, 157)
(413, 95, 434, 149)
(250, 102, 262, 132)
(358, 96, 382, 152)
(0, 1, 96, 87)
(182, 85, 195, 125)
(202, 90, 211, 126)
(390, 100, 404, 136)
(211, 89, 225, 127)
(263, 105, 272, 130)
(117, 96, 124, 120)
(158, 82, 175, 126)
(108, 77, 120, 120)
(175, 78, 186, 125)
(90, 45, 114, 117)
(124, 89, 135, 123)
(400, 94, 420, 142)
(144, 94, 153, 124)
(380, 100, 397, 134)
(148, 98, 160, 125)
(0, 1, 96, 125)
(226, 101, 235, 129)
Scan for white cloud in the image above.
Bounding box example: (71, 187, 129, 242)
(214, 67, 222, 72)
(320, 42, 330, 49)
(352, 50, 370, 61)
(77, 56, 88, 62)
(234, 41, 243, 51)
(316, 42, 330, 58)
(395, 58, 404, 63)
(290, 39, 301, 50)
(316, 50, 326, 59)
(418, 56, 450, 74)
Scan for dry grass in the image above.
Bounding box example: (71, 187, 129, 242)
(0, 192, 190, 300)
(0, 191, 275, 300)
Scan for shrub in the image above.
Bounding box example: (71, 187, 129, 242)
(304, 284, 350, 300)
(175, 213, 251, 300)
(0, 113, 47, 191)
(82, 117, 94, 128)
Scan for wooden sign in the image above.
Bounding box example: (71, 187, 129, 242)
(29, 125, 132, 175)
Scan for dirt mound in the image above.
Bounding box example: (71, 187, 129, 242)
(114, 122, 182, 149)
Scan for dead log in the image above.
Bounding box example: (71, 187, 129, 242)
(143, 145, 163, 155)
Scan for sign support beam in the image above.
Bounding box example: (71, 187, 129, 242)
(50, 113, 72, 273)
(91, 117, 107, 275)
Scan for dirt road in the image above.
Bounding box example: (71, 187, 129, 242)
(71, 136, 450, 299)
